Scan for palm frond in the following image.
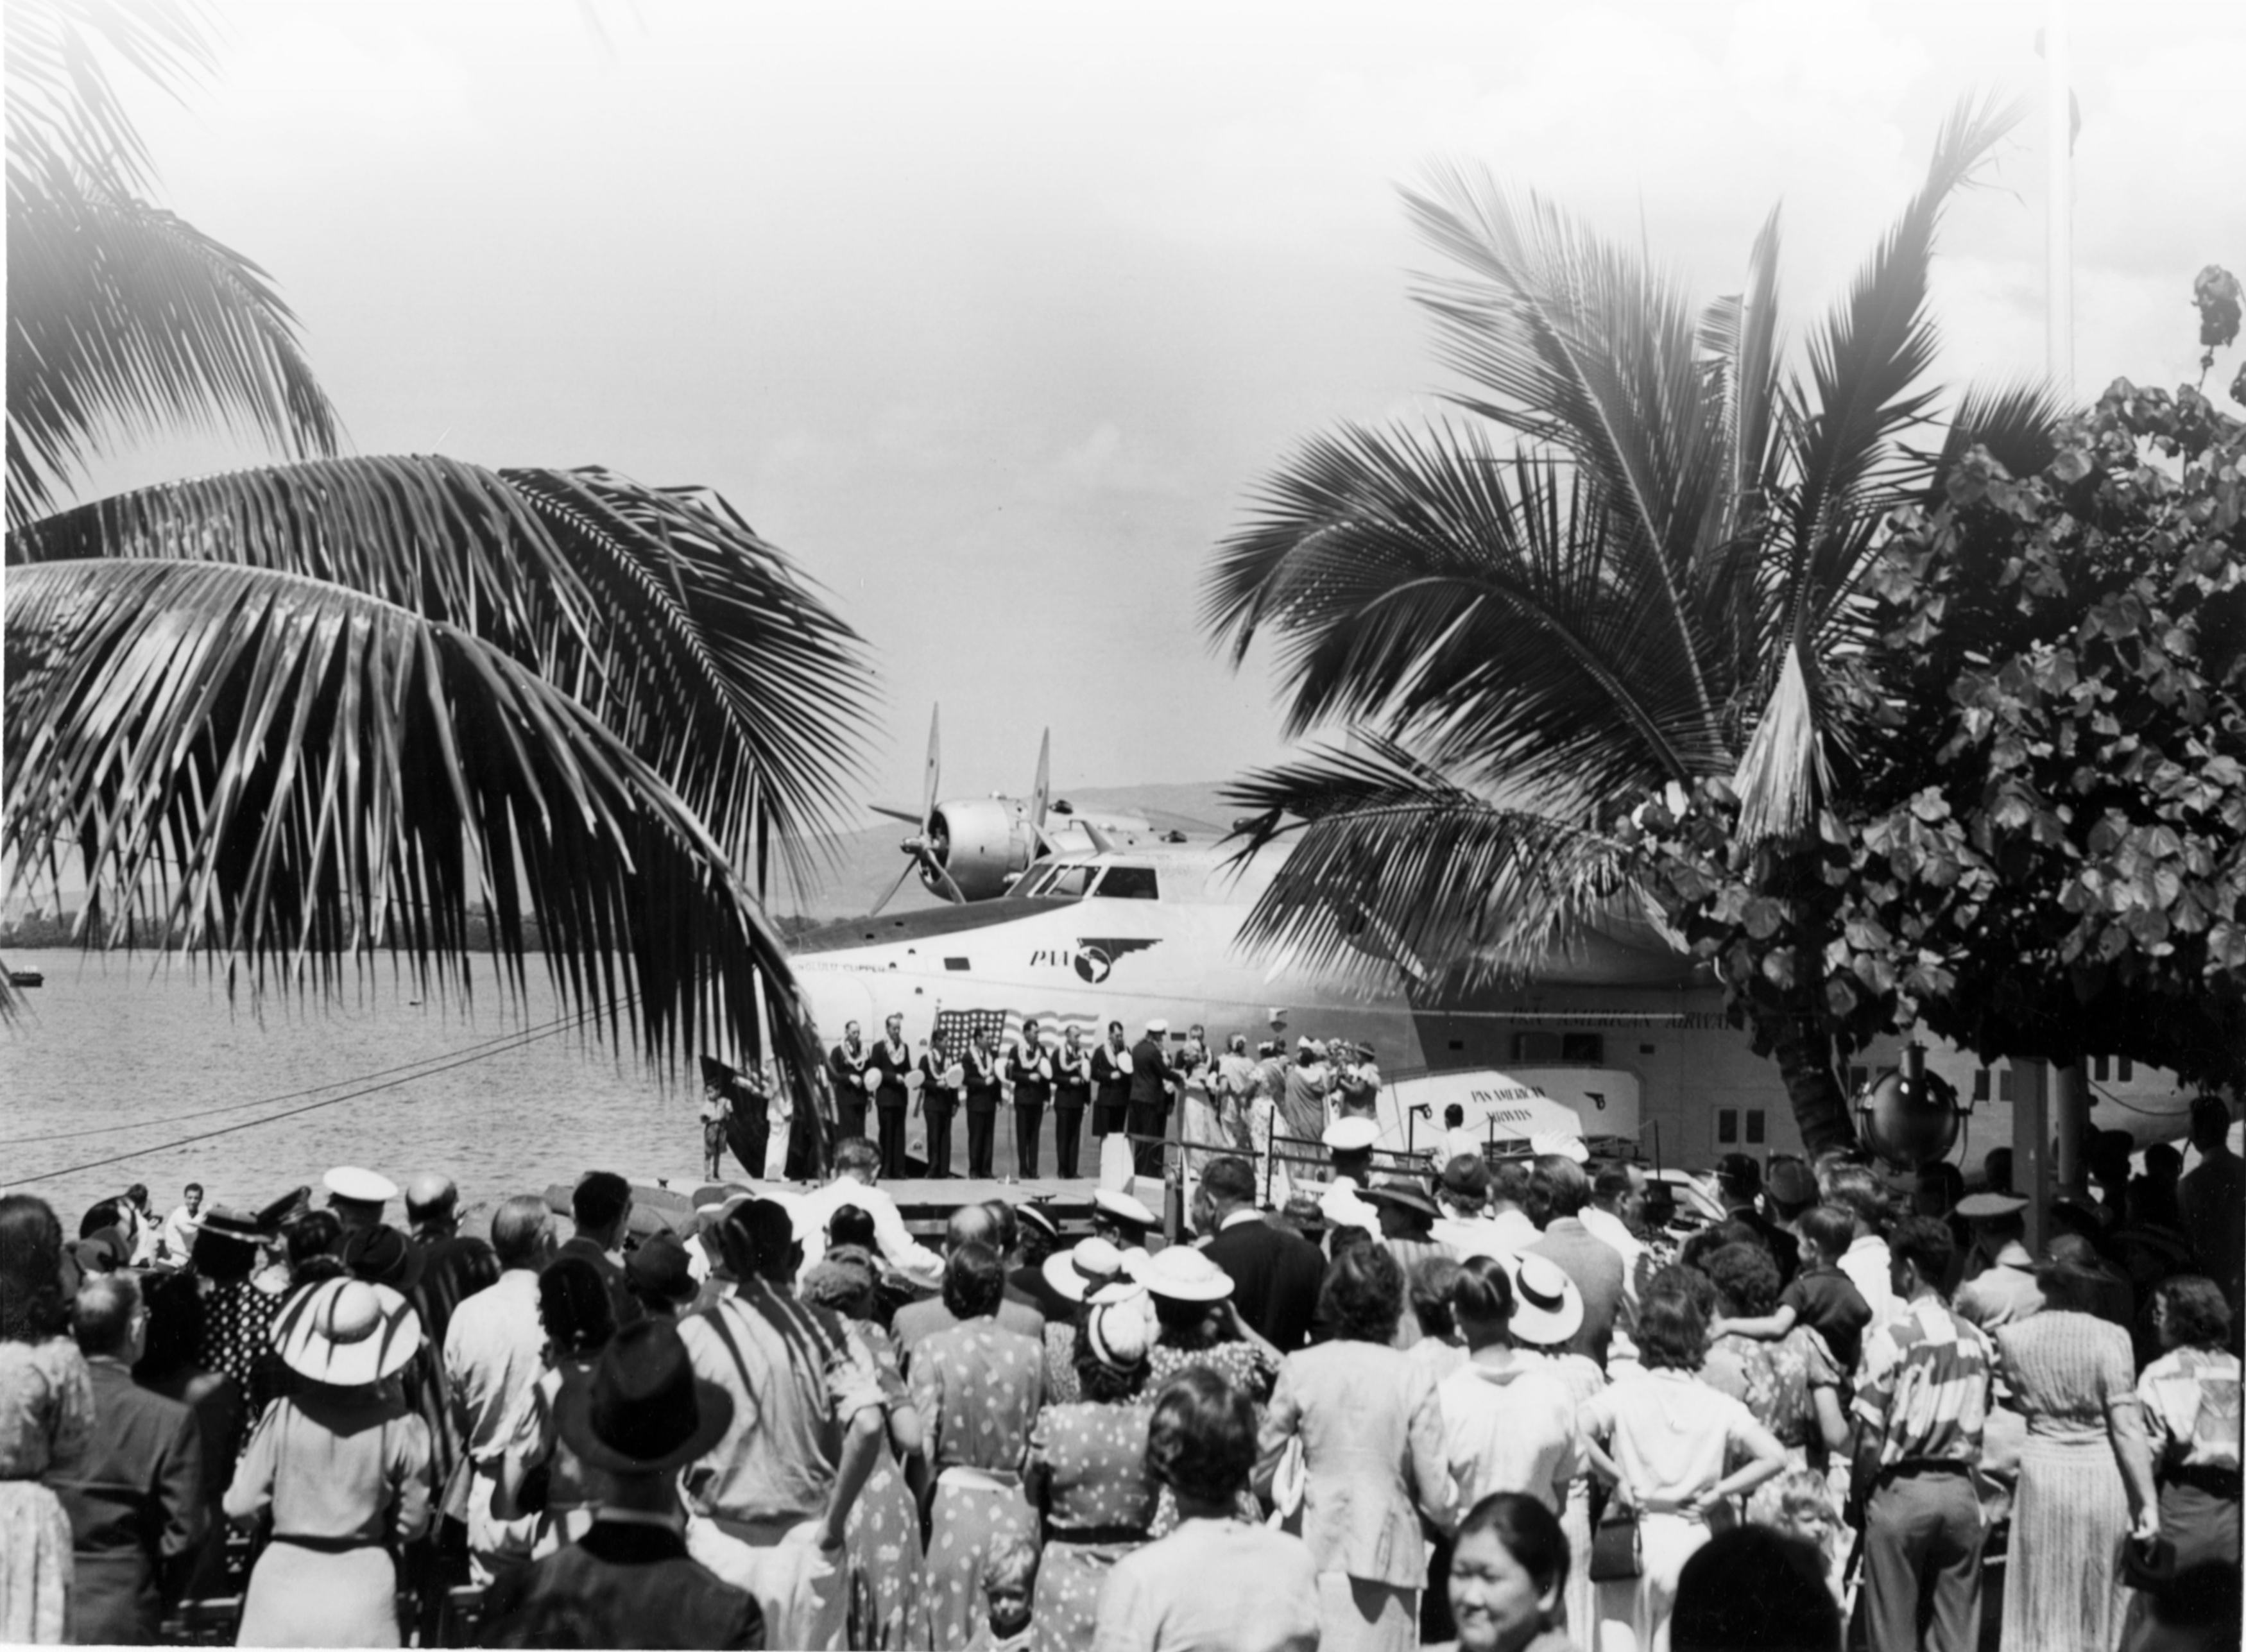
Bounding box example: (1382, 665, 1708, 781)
(1920, 378, 2066, 497)
(6, 177, 339, 526)
(8, 457, 872, 888)
(1203, 420, 1713, 799)
(1221, 735, 1637, 988)
(1401, 166, 1731, 758)
(3, 558, 823, 1106)
(4, 0, 210, 202)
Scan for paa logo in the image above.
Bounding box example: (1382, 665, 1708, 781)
(1029, 937, 1161, 983)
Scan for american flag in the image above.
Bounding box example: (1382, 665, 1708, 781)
(934, 1007, 1104, 1048)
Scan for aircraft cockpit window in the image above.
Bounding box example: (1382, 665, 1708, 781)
(1018, 867, 1056, 897)
(1040, 865, 1095, 899)
(1095, 864, 1160, 901)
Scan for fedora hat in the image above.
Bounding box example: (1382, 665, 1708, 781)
(554, 1318, 735, 1475)
(1137, 1245, 1235, 1303)
(625, 1233, 699, 1307)
(1507, 1254, 1585, 1348)
(1360, 1181, 1441, 1222)
(271, 1277, 423, 1385)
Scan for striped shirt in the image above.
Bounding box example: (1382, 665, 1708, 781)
(1852, 1295, 1993, 1470)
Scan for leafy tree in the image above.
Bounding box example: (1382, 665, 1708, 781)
(1204, 96, 2039, 1153)
(1631, 371, 2246, 1094)
(3, 1, 869, 1110)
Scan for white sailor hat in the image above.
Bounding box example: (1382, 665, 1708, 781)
(1016, 1203, 1061, 1242)
(1146, 1018, 1169, 1035)
(323, 1166, 399, 1205)
(1092, 1189, 1157, 1230)
(1321, 1117, 1379, 1152)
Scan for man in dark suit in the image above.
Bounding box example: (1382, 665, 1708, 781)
(868, 1013, 916, 1179)
(556, 1170, 643, 1329)
(962, 1027, 1003, 1178)
(1127, 1019, 1174, 1177)
(1090, 1019, 1133, 1145)
(483, 1318, 761, 1649)
(918, 1030, 962, 1178)
(827, 1019, 870, 1139)
(1050, 1025, 1093, 1178)
(1196, 1155, 1324, 1350)
(1006, 1019, 1052, 1179)
(1681, 1153, 1803, 1287)
(53, 1273, 207, 1645)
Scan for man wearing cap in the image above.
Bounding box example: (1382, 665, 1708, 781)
(483, 1319, 763, 1649)
(1198, 1155, 1324, 1351)
(1683, 1153, 1802, 1290)
(1361, 1181, 1453, 1346)
(1318, 1116, 1383, 1238)
(792, 1137, 945, 1283)
(1952, 1193, 2045, 1331)
(444, 1195, 555, 1585)
(1090, 1020, 1133, 1145)
(1089, 1188, 1158, 1257)
(1005, 1019, 1054, 1180)
(323, 1164, 399, 1234)
(53, 1273, 208, 1645)
(1127, 1020, 1174, 1179)
(828, 1020, 870, 1141)
(919, 1028, 964, 1179)
(868, 1013, 917, 1179)
(1007, 1204, 1074, 1320)
(680, 1198, 886, 1649)
(1049, 1024, 1093, 1179)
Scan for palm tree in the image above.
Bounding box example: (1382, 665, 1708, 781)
(1203, 96, 2060, 1153)
(4, 1, 869, 1120)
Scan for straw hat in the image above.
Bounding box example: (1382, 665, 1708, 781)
(1136, 1245, 1235, 1303)
(1043, 1237, 1133, 1303)
(554, 1318, 734, 1474)
(1084, 1297, 1151, 1373)
(270, 1278, 423, 1386)
(1506, 1255, 1585, 1348)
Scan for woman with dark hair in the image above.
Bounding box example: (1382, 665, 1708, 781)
(1503, 1255, 1604, 1644)
(1091, 1368, 1319, 1651)
(133, 1269, 245, 1599)
(191, 1210, 286, 1430)
(1996, 1251, 2160, 1652)
(1578, 1287, 1786, 1652)
(1442, 1492, 1579, 1652)
(492, 1256, 618, 1557)
(909, 1241, 1047, 1650)
(2125, 1276, 2241, 1652)
(1256, 1243, 1454, 1651)
(1027, 1299, 1156, 1651)
(0, 1195, 94, 1642)
(802, 1245, 929, 1649)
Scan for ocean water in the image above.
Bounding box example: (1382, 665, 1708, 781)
(0, 948, 736, 1227)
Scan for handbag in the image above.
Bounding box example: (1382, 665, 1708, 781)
(2121, 1533, 2176, 1594)
(1588, 1500, 1642, 1582)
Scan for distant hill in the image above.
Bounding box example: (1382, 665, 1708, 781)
(771, 779, 1240, 922)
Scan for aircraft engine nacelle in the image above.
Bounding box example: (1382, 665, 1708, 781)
(927, 798, 1034, 901)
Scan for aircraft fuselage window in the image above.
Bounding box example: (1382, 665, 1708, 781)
(1095, 865, 1160, 901)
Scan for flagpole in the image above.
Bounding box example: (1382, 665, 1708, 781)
(2046, 0, 2074, 400)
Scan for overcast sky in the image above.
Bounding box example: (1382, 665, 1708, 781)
(76, 0, 2246, 818)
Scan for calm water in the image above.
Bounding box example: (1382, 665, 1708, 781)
(0, 949, 720, 1227)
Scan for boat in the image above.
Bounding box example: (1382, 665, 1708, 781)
(7, 967, 43, 987)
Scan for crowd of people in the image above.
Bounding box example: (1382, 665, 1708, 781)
(0, 1089, 2238, 1651)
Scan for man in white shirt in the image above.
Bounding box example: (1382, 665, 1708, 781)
(443, 1195, 556, 1583)
(1579, 1162, 1647, 1370)
(1436, 1105, 1485, 1171)
(157, 1183, 205, 1266)
(1316, 1116, 1382, 1237)
(791, 1136, 943, 1286)
(1824, 1164, 1898, 1322)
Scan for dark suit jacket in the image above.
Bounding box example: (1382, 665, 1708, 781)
(1091, 1044, 1133, 1111)
(485, 1518, 764, 1649)
(962, 1047, 1003, 1115)
(1204, 1214, 1325, 1351)
(51, 1358, 207, 1645)
(553, 1236, 644, 1329)
(869, 1039, 914, 1111)
(1005, 1046, 1052, 1109)
(1128, 1038, 1171, 1109)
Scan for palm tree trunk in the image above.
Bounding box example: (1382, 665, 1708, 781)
(1767, 1003, 1857, 1157)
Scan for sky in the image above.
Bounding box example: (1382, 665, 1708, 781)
(67, 0, 2246, 819)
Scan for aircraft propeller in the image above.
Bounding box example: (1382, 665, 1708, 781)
(871, 705, 966, 914)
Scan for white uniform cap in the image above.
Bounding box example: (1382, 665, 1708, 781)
(323, 1166, 399, 1204)
(1146, 1019, 1169, 1035)
(1321, 1117, 1380, 1152)
(1093, 1189, 1157, 1230)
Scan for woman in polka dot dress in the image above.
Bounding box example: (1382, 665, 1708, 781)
(909, 1243, 1048, 1652)
(1025, 1301, 1155, 1652)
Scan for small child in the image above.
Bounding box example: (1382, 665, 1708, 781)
(1713, 1204, 1873, 1371)
(963, 1535, 1038, 1652)
(1747, 1466, 1846, 1607)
